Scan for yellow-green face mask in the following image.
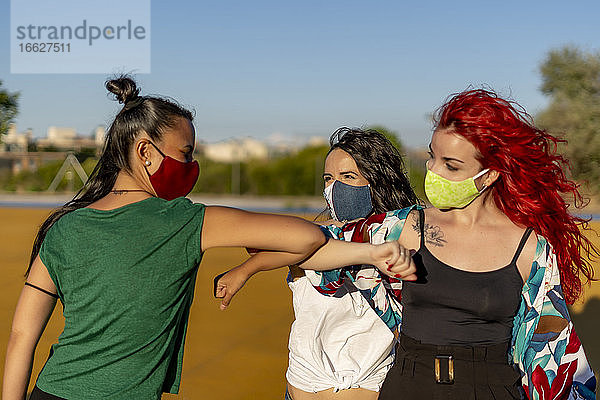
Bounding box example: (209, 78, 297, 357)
(424, 168, 489, 209)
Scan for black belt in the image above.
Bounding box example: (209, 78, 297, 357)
(397, 334, 518, 385)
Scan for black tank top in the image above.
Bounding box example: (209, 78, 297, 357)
(401, 208, 533, 346)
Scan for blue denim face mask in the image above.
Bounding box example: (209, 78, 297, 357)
(323, 180, 373, 222)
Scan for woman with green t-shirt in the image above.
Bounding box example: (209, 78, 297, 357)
(2, 76, 416, 400)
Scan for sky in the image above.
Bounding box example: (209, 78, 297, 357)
(1, 0, 599, 148)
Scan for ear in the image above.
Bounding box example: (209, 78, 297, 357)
(134, 138, 152, 166)
(481, 169, 500, 188)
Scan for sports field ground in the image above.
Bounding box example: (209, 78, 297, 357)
(1, 208, 598, 399)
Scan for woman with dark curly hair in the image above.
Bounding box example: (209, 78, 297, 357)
(348, 89, 597, 399)
(216, 127, 420, 399)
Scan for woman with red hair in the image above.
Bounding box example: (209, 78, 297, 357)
(338, 89, 597, 399)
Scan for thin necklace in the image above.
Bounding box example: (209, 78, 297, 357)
(110, 189, 153, 195)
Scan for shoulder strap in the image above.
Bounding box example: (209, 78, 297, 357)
(510, 227, 534, 265)
(418, 208, 425, 248)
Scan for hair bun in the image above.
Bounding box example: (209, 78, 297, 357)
(105, 75, 140, 104)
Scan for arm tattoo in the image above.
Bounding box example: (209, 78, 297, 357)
(411, 212, 447, 247)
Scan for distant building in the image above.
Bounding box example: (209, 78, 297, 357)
(48, 126, 76, 142)
(307, 136, 327, 147)
(203, 137, 269, 162)
(37, 126, 103, 151)
(94, 126, 106, 147)
(264, 133, 328, 155)
(0, 124, 63, 174)
(0, 124, 106, 175)
(1, 123, 32, 153)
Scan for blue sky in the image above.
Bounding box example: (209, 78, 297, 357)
(1, 0, 599, 147)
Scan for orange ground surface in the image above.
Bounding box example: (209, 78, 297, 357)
(1, 208, 598, 399)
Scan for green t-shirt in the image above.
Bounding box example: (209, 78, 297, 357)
(37, 197, 205, 399)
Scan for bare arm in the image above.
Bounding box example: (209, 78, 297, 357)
(214, 250, 309, 309)
(215, 240, 416, 309)
(201, 206, 326, 255)
(3, 256, 57, 400)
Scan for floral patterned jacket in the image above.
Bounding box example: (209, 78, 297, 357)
(308, 206, 597, 399)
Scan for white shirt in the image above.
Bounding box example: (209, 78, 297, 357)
(286, 272, 395, 393)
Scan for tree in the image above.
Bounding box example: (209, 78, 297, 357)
(245, 144, 329, 196)
(365, 125, 404, 152)
(0, 80, 19, 142)
(536, 46, 600, 191)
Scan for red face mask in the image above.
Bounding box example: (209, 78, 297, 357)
(146, 142, 199, 200)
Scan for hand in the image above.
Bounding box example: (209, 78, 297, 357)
(370, 241, 417, 281)
(214, 265, 250, 310)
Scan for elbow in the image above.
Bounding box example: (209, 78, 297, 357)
(302, 227, 327, 255)
(284, 217, 327, 255)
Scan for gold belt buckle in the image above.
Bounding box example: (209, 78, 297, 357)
(434, 355, 454, 384)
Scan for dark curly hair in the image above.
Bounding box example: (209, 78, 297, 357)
(328, 127, 420, 214)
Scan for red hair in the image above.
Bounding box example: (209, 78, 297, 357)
(434, 89, 597, 304)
